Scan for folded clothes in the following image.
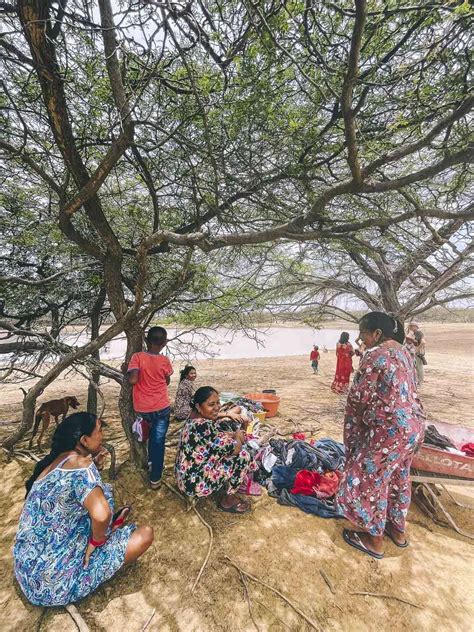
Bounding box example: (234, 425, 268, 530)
(291, 470, 342, 498)
(461, 443, 474, 457)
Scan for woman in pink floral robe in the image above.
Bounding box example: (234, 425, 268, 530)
(175, 386, 256, 513)
(337, 312, 424, 559)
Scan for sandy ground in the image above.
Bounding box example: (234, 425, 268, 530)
(0, 322, 473, 631)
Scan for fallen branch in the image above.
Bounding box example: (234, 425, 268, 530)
(162, 480, 214, 592)
(141, 607, 156, 631)
(238, 569, 261, 632)
(350, 592, 423, 609)
(224, 556, 322, 631)
(253, 599, 291, 631)
(319, 569, 336, 595)
(64, 604, 90, 631)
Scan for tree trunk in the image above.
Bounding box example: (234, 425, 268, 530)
(87, 288, 106, 415)
(118, 318, 148, 469)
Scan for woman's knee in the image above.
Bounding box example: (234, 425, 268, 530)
(138, 525, 154, 549)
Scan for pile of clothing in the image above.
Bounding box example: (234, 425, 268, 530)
(254, 437, 346, 518)
(423, 424, 474, 458)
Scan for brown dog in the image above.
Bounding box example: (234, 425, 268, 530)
(29, 396, 80, 449)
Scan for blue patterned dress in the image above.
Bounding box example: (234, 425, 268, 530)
(14, 456, 136, 606)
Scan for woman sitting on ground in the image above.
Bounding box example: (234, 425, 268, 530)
(174, 365, 197, 421)
(14, 412, 153, 607)
(337, 312, 424, 559)
(175, 386, 256, 514)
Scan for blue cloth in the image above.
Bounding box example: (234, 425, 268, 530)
(14, 462, 135, 606)
(278, 489, 344, 519)
(268, 438, 346, 519)
(141, 406, 170, 481)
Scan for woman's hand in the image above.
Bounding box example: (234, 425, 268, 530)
(93, 449, 108, 470)
(83, 541, 97, 568)
(233, 429, 246, 444)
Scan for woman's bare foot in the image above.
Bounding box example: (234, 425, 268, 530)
(217, 493, 250, 514)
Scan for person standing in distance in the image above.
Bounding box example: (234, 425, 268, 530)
(128, 327, 173, 489)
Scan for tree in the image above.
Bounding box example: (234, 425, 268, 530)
(1, 0, 473, 459)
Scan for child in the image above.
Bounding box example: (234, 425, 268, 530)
(128, 326, 173, 489)
(174, 365, 197, 421)
(310, 345, 320, 374)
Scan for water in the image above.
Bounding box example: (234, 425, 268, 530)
(78, 326, 359, 361)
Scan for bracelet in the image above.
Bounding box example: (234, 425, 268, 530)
(89, 536, 107, 547)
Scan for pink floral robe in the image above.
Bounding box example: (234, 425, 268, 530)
(336, 344, 424, 536)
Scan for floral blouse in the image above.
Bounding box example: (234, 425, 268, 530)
(174, 378, 195, 420)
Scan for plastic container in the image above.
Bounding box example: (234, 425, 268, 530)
(220, 392, 239, 404)
(244, 392, 281, 418)
(262, 389, 277, 395)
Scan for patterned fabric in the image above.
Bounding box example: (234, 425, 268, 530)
(174, 378, 195, 420)
(336, 344, 424, 536)
(175, 416, 256, 497)
(14, 460, 135, 606)
(331, 343, 354, 393)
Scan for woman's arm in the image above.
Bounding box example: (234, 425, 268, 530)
(82, 487, 112, 566)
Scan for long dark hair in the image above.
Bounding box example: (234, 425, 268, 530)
(180, 365, 196, 382)
(25, 412, 97, 496)
(339, 332, 350, 344)
(359, 312, 405, 345)
(190, 386, 218, 412)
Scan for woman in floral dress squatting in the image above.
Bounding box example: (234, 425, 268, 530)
(337, 312, 425, 559)
(175, 386, 256, 514)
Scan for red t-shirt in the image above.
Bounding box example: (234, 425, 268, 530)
(310, 350, 320, 361)
(128, 352, 173, 413)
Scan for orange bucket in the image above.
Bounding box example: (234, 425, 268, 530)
(244, 392, 280, 418)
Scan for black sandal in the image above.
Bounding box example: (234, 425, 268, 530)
(343, 529, 384, 559)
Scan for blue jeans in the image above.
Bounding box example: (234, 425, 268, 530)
(139, 407, 170, 482)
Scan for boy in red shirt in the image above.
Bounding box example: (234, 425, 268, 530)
(128, 326, 173, 489)
(310, 345, 320, 374)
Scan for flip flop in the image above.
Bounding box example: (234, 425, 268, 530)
(150, 479, 162, 490)
(343, 529, 384, 560)
(385, 529, 409, 548)
(112, 505, 131, 529)
(217, 499, 250, 514)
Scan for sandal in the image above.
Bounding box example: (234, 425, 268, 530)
(217, 498, 251, 514)
(112, 505, 131, 529)
(385, 524, 409, 548)
(342, 529, 384, 560)
(150, 479, 162, 490)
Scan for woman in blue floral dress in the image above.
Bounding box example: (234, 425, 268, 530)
(175, 387, 256, 513)
(337, 312, 425, 559)
(14, 412, 153, 606)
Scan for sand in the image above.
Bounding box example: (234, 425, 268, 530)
(0, 322, 473, 631)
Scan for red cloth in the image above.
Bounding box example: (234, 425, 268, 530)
(291, 470, 342, 498)
(310, 350, 320, 361)
(292, 432, 306, 440)
(128, 351, 173, 412)
(461, 443, 474, 457)
(331, 343, 354, 393)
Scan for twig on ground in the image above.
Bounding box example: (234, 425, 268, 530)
(114, 479, 141, 501)
(34, 607, 46, 632)
(320, 569, 336, 595)
(141, 607, 156, 631)
(253, 599, 291, 630)
(350, 592, 423, 609)
(64, 604, 90, 631)
(162, 480, 214, 593)
(224, 556, 322, 631)
(238, 569, 260, 632)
